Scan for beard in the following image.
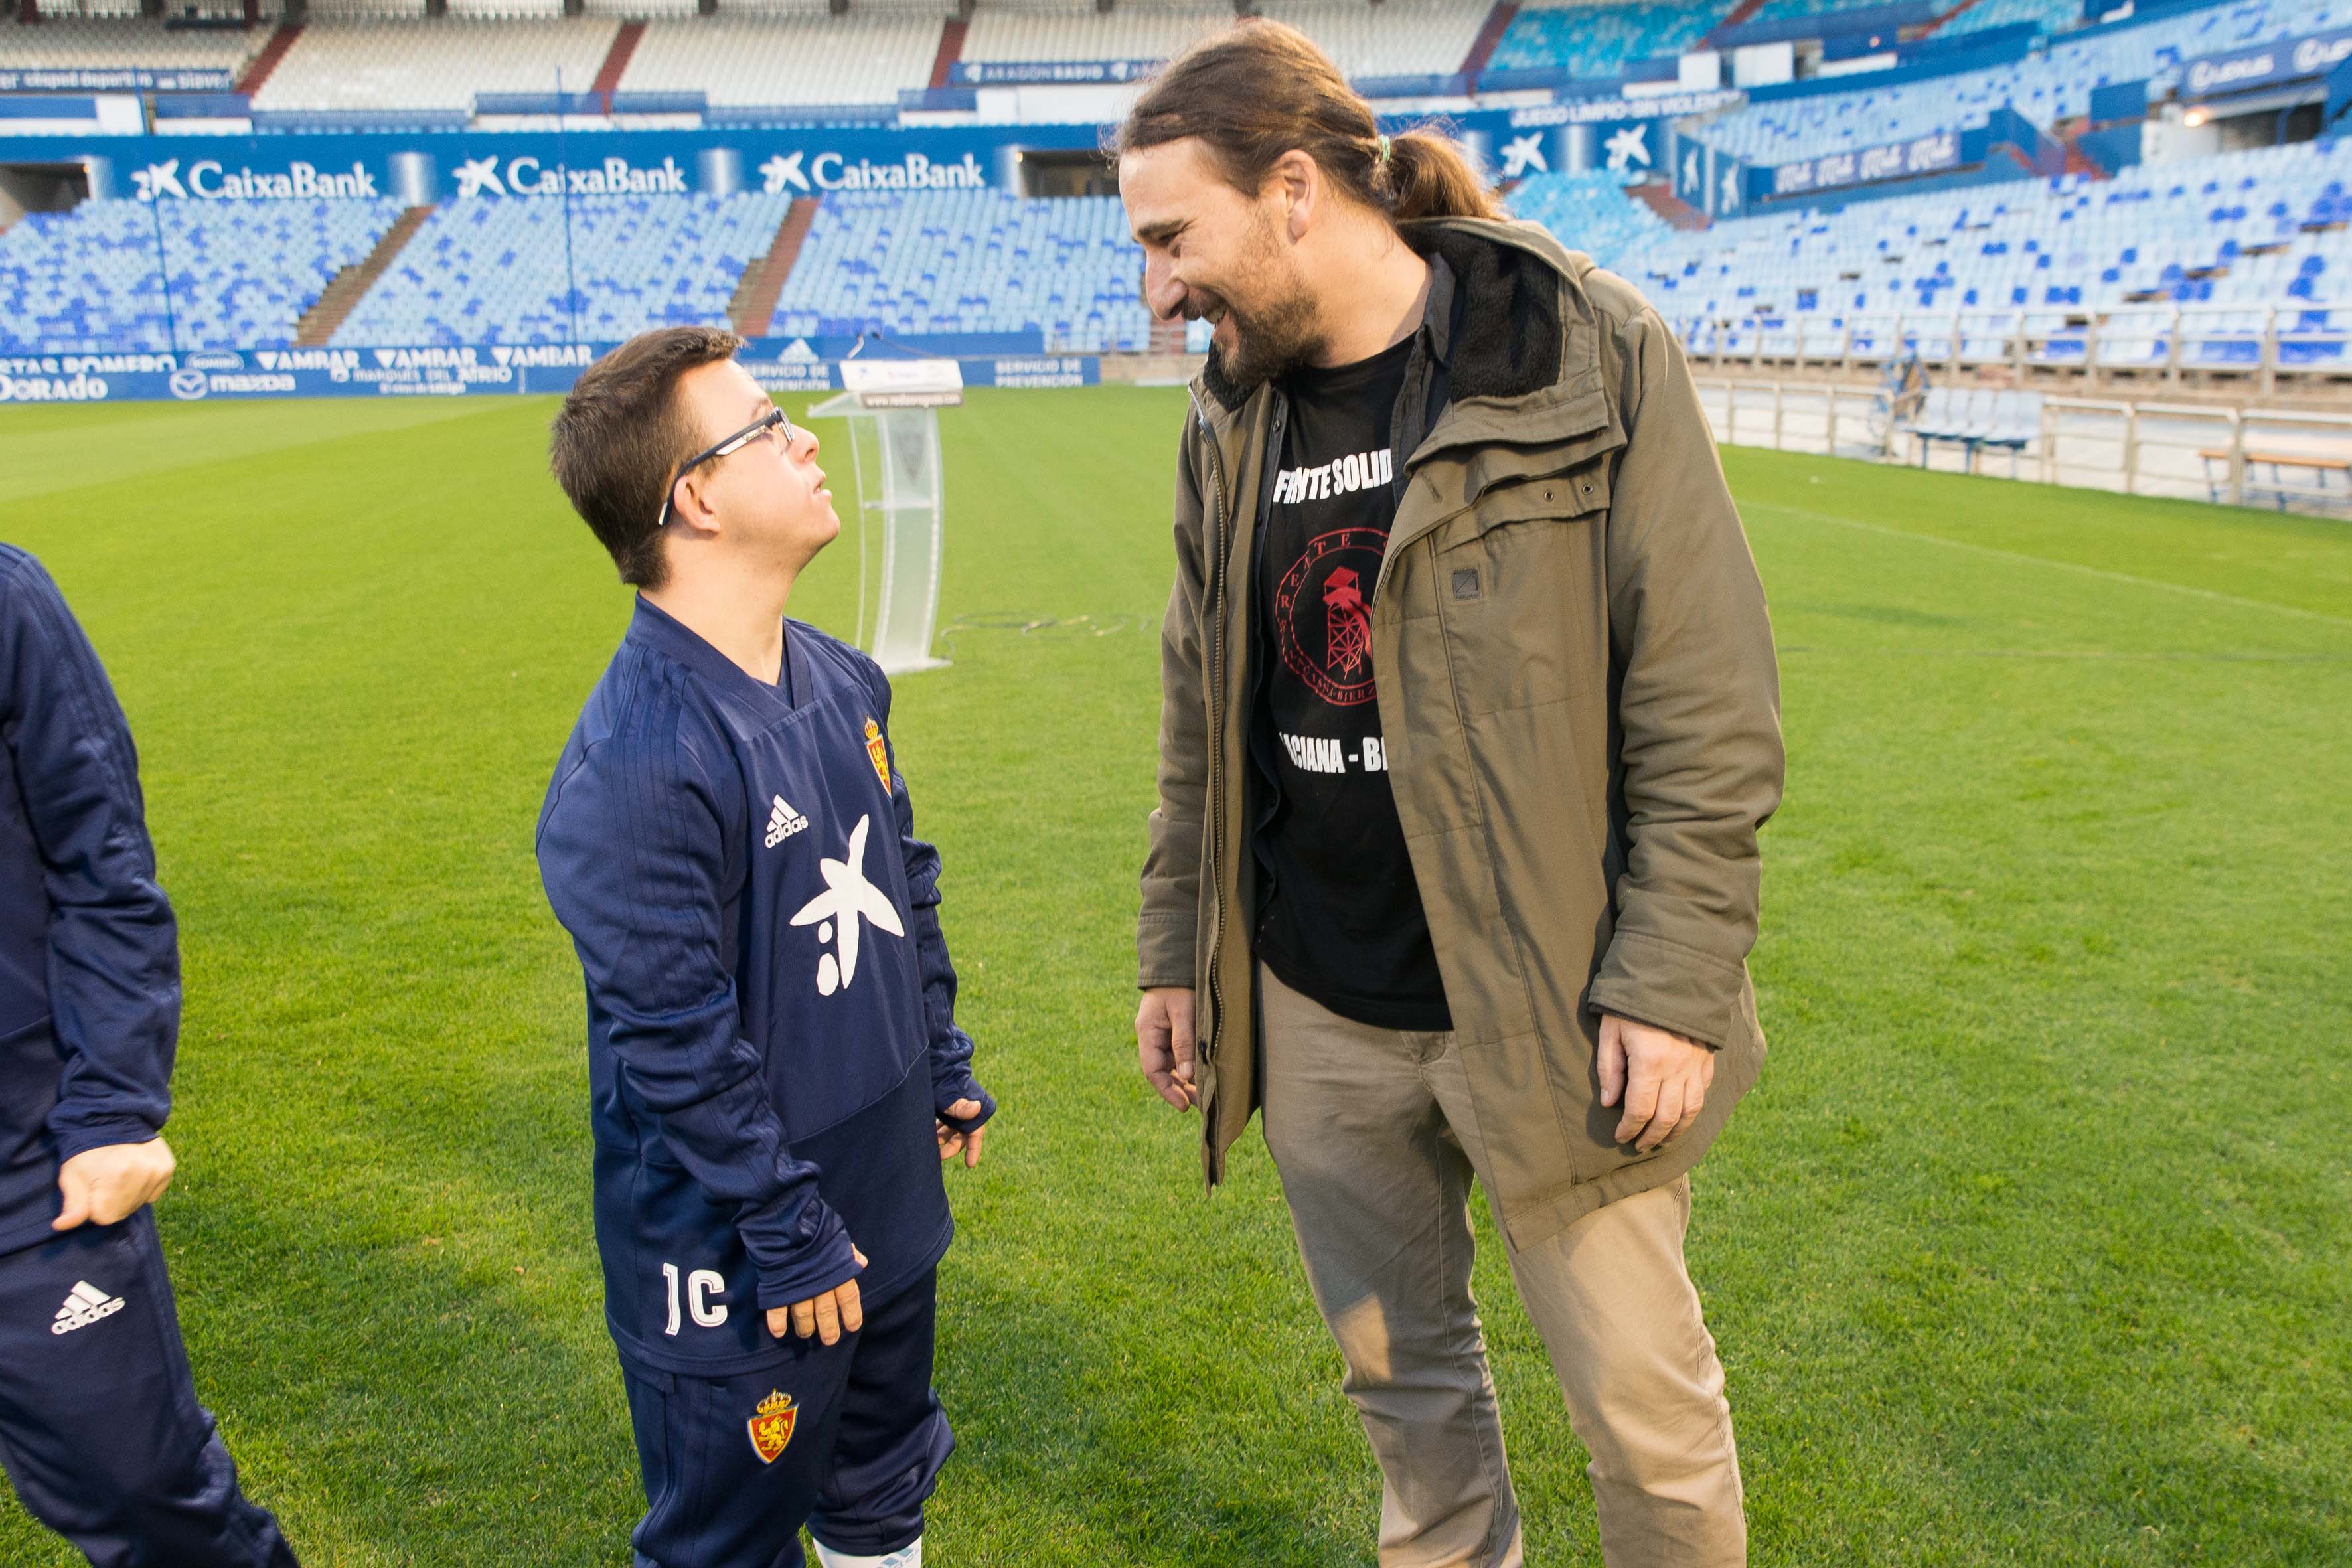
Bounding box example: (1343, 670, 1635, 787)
(1193, 216, 1326, 392)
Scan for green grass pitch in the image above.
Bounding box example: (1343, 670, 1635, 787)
(0, 388, 2346, 1565)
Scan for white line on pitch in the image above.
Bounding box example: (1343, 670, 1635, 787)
(1745, 502, 2352, 631)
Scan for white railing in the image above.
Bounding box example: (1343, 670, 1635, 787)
(1673, 304, 2348, 395)
(1691, 378, 2352, 512)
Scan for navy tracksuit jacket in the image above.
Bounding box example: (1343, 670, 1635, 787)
(537, 599, 992, 1567)
(0, 545, 295, 1568)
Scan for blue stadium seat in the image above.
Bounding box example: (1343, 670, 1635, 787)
(1504, 171, 1674, 275)
(0, 198, 405, 354)
(329, 191, 794, 347)
(768, 190, 1151, 353)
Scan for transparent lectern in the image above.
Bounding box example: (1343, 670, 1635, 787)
(809, 356, 963, 675)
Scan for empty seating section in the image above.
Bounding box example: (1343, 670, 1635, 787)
(329, 192, 793, 345)
(0, 198, 405, 353)
(1701, 0, 2352, 167)
(622, 15, 945, 108)
(1255, 1, 1491, 79)
(768, 191, 1150, 351)
(1632, 140, 2352, 366)
(1491, 0, 1730, 79)
(581, 0, 700, 17)
(253, 19, 619, 114)
(1753, 0, 1909, 21)
(1506, 172, 1672, 274)
(0, 16, 265, 75)
(1934, 0, 2084, 42)
(1902, 386, 2043, 470)
(956, 0, 1476, 78)
(957, 7, 1229, 65)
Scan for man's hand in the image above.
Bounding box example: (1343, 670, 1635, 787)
(1597, 1014, 1716, 1153)
(53, 1138, 175, 1231)
(937, 1099, 988, 1169)
(769, 1247, 867, 1346)
(1135, 986, 1198, 1111)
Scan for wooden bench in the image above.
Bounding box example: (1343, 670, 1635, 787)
(2200, 448, 2352, 510)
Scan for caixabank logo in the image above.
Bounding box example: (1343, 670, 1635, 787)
(757, 149, 986, 195)
(453, 154, 690, 198)
(134, 158, 381, 202)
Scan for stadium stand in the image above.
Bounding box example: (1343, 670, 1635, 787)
(0, 197, 406, 353)
(955, 5, 1226, 70)
(7, 0, 2349, 388)
(327, 191, 794, 345)
(766, 189, 1150, 351)
(1258, 0, 1491, 80)
(957, 1, 1489, 86)
(1698, 0, 2352, 166)
(955, 0, 1486, 83)
(1751, 0, 1915, 22)
(621, 13, 945, 110)
(1931, 0, 2085, 42)
(252, 18, 621, 114)
(1506, 171, 1674, 274)
(0, 15, 268, 76)
(1489, 0, 1733, 82)
(1619, 139, 2352, 369)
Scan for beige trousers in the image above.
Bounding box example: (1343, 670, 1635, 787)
(1258, 965, 1746, 1568)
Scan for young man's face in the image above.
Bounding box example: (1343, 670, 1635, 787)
(1122, 137, 1325, 390)
(671, 358, 838, 571)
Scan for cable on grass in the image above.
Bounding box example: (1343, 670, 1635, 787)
(937, 612, 1145, 659)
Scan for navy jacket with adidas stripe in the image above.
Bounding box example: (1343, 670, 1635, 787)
(536, 597, 992, 1375)
(0, 546, 181, 1257)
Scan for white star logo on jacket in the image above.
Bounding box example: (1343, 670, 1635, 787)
(789, 814, 905, 996)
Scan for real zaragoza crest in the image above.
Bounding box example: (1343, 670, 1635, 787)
(748, 1389, 798, 1464)
(863, 718, 890, 789)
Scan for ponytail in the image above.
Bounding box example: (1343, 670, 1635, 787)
(1118, 19, 1504, 227)
(1382, 127, 1505, 224)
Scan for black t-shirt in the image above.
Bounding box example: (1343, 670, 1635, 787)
(1250, 335, 1451, 1033)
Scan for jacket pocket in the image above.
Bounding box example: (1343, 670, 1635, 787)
(1429, 467, 1612, 716)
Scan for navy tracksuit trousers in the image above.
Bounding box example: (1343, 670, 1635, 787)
(621, 1267, 951, 1568)
(0, 1211, 296, 1567)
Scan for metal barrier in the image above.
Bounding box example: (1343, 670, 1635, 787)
(1691, 377, 2352, 513)
(1674, 304, 2348, 395)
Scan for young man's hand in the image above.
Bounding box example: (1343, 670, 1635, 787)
(937, 1100, 988, 1169)
(1597, 1014, 1716, 1152)
(1135, 986, 1198, 1110)
(54, 1138, 176, 1231)
(770, 1247, 867, 1345)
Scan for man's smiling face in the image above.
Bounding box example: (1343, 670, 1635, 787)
(1121, 137, 1326, 391)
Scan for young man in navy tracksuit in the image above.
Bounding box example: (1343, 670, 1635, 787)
(0, 546, 299, 1567)
(538, 327, 994, 1568)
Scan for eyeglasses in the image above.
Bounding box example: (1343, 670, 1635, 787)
(655, 405, 795, 530)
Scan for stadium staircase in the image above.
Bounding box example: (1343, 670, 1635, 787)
(929, 16, 968, 90)
(730, 196, 820, 339)
(294, 206, 433, 347)
(1916, 0, 1989, 40)
(2050, 119, 2113, 179)
(1460, 3, 1518, 77)
(234, 23, 303, 98)
(1699, 0, 1771, 51)
(590, 21, 644, 116)
(1631, 181, 1711, 232)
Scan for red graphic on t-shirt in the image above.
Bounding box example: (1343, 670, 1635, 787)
(1324, 568, 1370, 679)
(1273, 528, 1386, 707)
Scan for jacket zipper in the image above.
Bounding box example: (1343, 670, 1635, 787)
(1188, 390, 1233, 1083)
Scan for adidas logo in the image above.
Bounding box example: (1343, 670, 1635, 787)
(764, 795, 810, 849)
(51, 1280, 124, 1336)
